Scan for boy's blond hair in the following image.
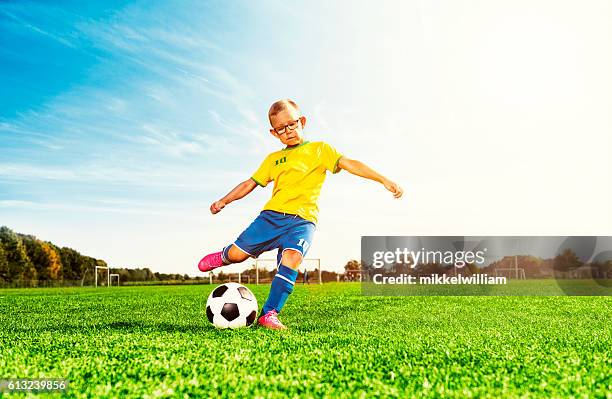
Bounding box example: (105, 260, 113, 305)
(268, 99, 300, 123)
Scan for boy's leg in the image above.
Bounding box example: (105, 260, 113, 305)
(225, 244, 252, 263)
(259, 218, 315, 329)
(258, 249, 302, 330)
(262, 249, 303, 312)
(197, 211, 278, 273)
(197, 244, 251, 272)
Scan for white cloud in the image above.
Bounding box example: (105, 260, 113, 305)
(1, 9, 77, 48)
(0, 199, 180, 216)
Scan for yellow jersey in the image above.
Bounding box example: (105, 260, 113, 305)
(251, 141, 343, 224)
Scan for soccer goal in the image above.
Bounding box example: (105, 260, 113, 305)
(94, 266, 120, 287)
(254, 258, 322, 285)
(207, 268, 259, 285)
(494, 255, 526, 279)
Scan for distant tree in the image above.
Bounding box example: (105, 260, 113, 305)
(321, 270, 340, 283)
(344, 260, 360, 270)
(592, 260, 612, 279)
(82, 257, 99, 282)
(0, 241, 9, 282)
(122, 267, 157, 282)
(21, 236, 63, 281)
(392, 262, 410, 274)
(59, 247, 83, 281)
(116, 268, 130, 282)
(516, 255, 545, 278)
(144, 268, 156, 281)
(41, 242, 62, 280)
(342, 260, 363, 281)
(0, 226, 36, 281)
(21, 235, 44, 278)
(152, 271, 189, 281)
(553, 249, 582, 272)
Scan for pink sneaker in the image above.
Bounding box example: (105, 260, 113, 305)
(258, 310, 287, 330)
(198, 251, 225, 272)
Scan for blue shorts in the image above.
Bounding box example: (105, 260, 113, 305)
(232, 210, 316, 266)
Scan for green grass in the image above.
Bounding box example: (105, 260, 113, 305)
(0, 283, 610, 398)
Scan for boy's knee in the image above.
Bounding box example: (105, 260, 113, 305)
(227, 245, 250, 263)
(281, 249, 303, 269)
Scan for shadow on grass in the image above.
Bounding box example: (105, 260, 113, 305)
(103, 321, 263, 336)
(106, 321, 212, 333)
(10, 321, 215, 334)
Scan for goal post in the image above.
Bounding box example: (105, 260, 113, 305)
(494, 255, 526, 279)
(254, 258, 322, 285)
(95, 266, 121, 287)
(94, 266, 109, 287)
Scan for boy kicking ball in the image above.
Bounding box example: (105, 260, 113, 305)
(199, 99, 403, 329)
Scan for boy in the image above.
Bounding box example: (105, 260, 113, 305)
(199, 99, 403, 329)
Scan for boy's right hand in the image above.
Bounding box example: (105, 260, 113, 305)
(210, 200, 226, 214)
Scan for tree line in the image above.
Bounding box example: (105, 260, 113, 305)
(0, 226, 101, 284)
(0, 226, 345, 287)
(0, 226, 206, 286)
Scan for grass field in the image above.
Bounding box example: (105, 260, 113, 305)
(0, 283, 610, 398)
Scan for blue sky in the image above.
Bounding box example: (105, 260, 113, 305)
(1, 1, 610, 275)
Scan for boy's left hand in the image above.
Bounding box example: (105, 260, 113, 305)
(383, 179, 403, 199)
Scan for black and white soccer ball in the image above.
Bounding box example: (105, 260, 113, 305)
(205, 283, 258, 329)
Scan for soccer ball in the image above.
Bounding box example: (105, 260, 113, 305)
(205, 283, 258, 329)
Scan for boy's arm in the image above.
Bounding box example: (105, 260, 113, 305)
(337, 157, 403, 199)
(210, 179, 258, 214)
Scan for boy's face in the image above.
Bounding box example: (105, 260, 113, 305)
(269, 107, 306, 147)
